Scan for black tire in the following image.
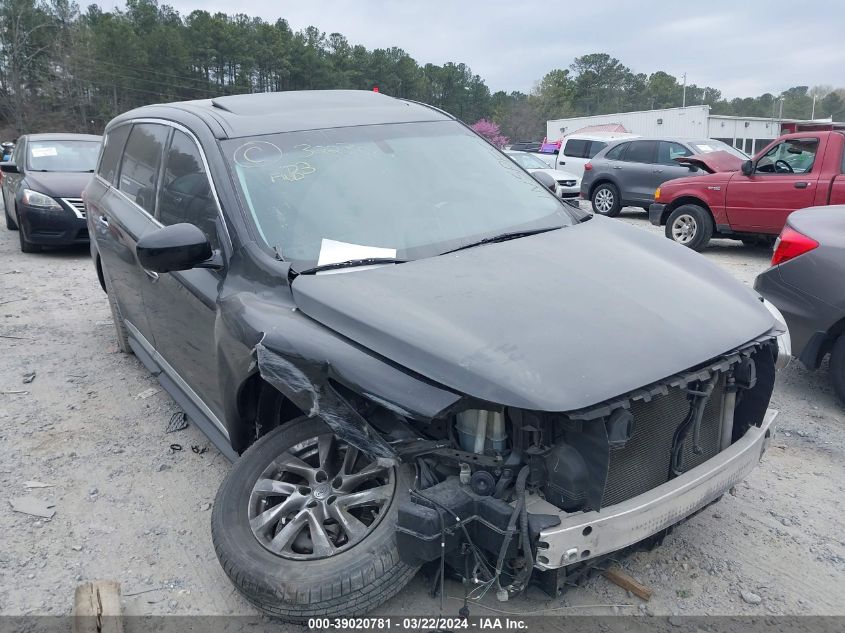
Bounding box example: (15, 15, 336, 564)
(103, 271, 132, 354)
(17, 218, 39, 253)
(830, 336, 845, 406)
(4, 204, 17, 230)
(212, 416, 419, 622)
(591, 182, 622, 217)
(665, 204, 713, 251)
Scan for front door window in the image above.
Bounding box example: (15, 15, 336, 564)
(755, 138, 819, 174)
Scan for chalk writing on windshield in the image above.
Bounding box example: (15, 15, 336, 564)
(233, 141, 283, 168)
(269, 161, 316, 183)
(293, 143, 377, 158)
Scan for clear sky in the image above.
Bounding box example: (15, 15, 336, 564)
(156, 0, 844, 98)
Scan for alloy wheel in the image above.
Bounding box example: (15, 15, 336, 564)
(247, 434, 395, 560)
(594, 188, 614, 213)
(671, 214, 698, 244)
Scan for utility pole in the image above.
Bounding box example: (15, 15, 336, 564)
(811, 95, 817, 119)
(682, 72, 687, 108)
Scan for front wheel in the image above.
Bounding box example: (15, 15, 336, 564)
(830, 336, 845, 406)
(4, 204, 17, 230)
(17, 218, 39, 253)
(212, 416, 418, 622)
(665, 204, 713, 251)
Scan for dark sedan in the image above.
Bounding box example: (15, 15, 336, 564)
(755, 206, 845, 403)
(1, 133, 101, 252)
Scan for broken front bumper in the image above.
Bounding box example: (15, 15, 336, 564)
(535, 408, 777, 569)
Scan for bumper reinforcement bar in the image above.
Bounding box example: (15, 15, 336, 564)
(536, 408, 777, 569)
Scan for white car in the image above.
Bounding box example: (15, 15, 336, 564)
(555, 132, 640, 177)
(504, 150, 581, 198)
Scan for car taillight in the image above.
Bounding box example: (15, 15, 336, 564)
(771, 226, 818, 266)
(584, 163, 592, 171)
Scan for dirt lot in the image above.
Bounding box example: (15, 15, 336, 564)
(1, 204, 843, 621)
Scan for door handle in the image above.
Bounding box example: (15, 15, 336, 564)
(98, 215, 109, 227)
(794, 181, 809, 189)
(558, 161, 565, 165)
(142, 268, 160, 282)
(613, 165, 623, 170)
(653, 169, 664, 173)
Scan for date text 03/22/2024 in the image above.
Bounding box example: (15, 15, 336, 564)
(307, 617, 529, 630)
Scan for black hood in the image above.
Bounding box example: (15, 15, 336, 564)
(291, 217, 775, 412)
(24, 171, 93, 198)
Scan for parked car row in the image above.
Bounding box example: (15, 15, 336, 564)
(1, 90, 839, 623)
(580, 137, 746, 217)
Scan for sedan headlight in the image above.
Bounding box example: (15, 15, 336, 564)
(22, 189, 62, 210)
(763, 298, 791, 370)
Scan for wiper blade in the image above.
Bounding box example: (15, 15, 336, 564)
(442, 226, 562, 255)
(295, 257, 407, 275)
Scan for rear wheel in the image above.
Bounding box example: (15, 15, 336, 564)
(591, 183, 622, 217)
(665, 204, 713, 251)
(212, 416, 418, 622)
(830, 336, 845, 406)
(103, 271, 132, 354)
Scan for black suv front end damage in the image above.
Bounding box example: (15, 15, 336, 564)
(393, 337, 777, 597)
(256, 330, 778, 599)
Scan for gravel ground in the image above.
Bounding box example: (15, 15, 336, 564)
(0, 203, 843, 620)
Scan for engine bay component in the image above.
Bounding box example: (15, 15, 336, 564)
(470, 470, 496, 496)
(542, 442, 589, 511)
(456, 409, 506, 454)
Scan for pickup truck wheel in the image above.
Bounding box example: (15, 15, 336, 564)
(830, 336, 845, 406)
(666, 204, 713, 251)
(212, 416, 418, 622)
(591, 183, 622, 217)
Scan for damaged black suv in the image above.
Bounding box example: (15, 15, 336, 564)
(85, 90, 787, 621)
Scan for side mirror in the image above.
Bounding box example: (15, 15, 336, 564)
(686, 164, 699, 172)
(741, 160, 754, 176)
(532, 170, 557, 194)
(136, 223, 218, 273)
(0, 162, 19, 173)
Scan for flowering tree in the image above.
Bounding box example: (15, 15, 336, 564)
(470, 119, 509, 148)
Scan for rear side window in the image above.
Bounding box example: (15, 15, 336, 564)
(586, 141, 607, 158)
(97, 125, 131, 185)
(158, 130, 220, 249)
(657, 141, 693, 166)
(624, 141, 657, 164)
(605, 143, 629, 160)
(563, 139, 589, 158)
(118, 123, 169, 215)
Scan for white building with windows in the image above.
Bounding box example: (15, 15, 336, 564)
(547, 106, 844, 157)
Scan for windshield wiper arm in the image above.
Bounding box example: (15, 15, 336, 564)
(442, 226, 562, 255)
(295, 257, 407, 275)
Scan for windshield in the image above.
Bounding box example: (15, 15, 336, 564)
(223, 121, 575, 270)
(26, 140, 100, 172)
(507, 152, 550, 170)
(689, 140, 748, 159)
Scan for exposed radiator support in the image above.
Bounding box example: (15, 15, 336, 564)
(720, 375, 738, 450)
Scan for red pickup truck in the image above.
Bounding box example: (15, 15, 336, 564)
(649, 131, 845, 250)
